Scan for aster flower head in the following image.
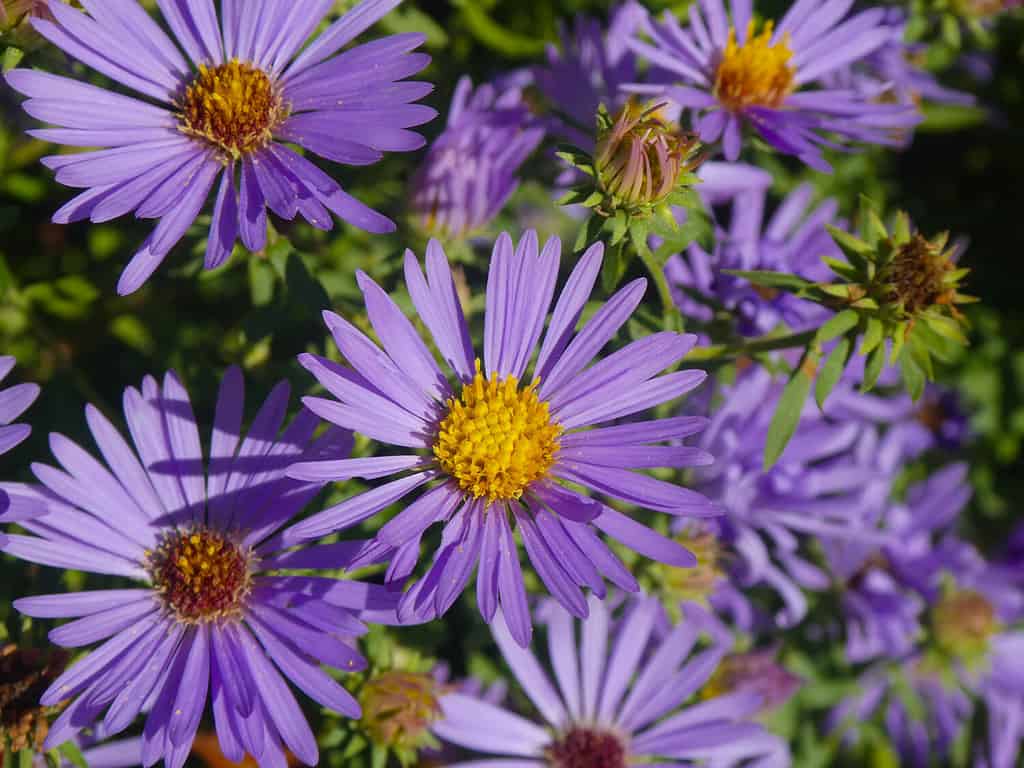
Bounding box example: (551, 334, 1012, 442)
(0, 356, 40, 522)
(286, 230, 718, 646)
(432, 596, 788, 767)
(6, 0, 435, 295)
(626, 0, 920, 170)
(0, 368, 401, 768)
(701, 648, 802, 714)
(409, 75, 543, 242)
(693, 367, 889, 627)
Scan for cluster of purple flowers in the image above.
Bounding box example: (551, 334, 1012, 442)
(0, 0, 1011, 767)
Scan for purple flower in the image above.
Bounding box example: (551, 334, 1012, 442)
(666, 172, 840, 336)
(625, 0, 920, 170)
(6, 0, 435, 295)
(0, 355, 40, 523)
(702, 648, 803, 714)
(828, 464, 1024, 767)
(534, 2, 646, 147)
(409, 76, 543, 241)
(286, 230, 718, 646)
(825, 9, 974, 148)
(693, 367, 889, 627)
(431, 596, 788, 767)
(0, 368, 400, 768)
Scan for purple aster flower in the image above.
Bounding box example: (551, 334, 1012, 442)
(534, 2, 646, 147)
(828, 464, 1024, 767)
(431, 596, 788, 767)
(666, 172, 840, 336)
(0, 355, 40, 523)
(625, 0, 920, 170)
(409, 75, 543, 241)
(285, 230, 718, 646)
(0, 367, 401, 768)
(693, 367, 892, 628)
(6, 0, 435, 295)
(825, 9, 974, 148)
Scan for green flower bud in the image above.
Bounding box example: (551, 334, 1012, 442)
(593, 100, 703, 216)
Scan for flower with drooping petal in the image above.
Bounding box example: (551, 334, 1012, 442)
(285, 230, 718, 646)
(625, 0, 920, 170)
(409, 75, 543, 241)
(5, 0, 435, 295)
(666, 173, 842, 336)
(431, 596, 789, 767)
(0, 368, 400, 768)
(0, 356, 40, 523)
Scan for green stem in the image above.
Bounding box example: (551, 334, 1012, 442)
(636, 246, 681, 329)
(687, 329, 818, 362)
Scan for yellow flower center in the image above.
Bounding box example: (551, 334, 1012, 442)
(180, 59, 289, 160)
(148, 527, 253, 624)
(652, 523, 724, 620)
(434, 361, 562, 503)
(714, 21, 796, 111)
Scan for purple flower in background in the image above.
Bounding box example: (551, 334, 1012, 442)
(0, 355, 40, 522)
(6, 0, 435, 295)
(702, 648, 803, 714)
(626, 0, 920, 170)
(0, 368, 399, 768)
(409, 75, 543, 241)
(693, 367, 890, 627)
(432, 596, 789, 767)
(824, 463, 971, 663)
(825, 9, 974, 148)
(828, 464, 1024, 768)
(286, 230, 717, 646)
(534, 2, 646, 147)
(666, 171, 841, 336)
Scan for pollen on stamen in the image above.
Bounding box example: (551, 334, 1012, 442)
(433, 360, 562, 504)
(714, 21, 796, 112)
(147, 526, 253, 624)
(545, 727, 628, 768)
(179, 59, 289, 160)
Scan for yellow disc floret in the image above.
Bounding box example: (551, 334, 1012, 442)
(434, 360, 562, 503)
(180, 59, 289, 160)
(714, 21, 796, 112)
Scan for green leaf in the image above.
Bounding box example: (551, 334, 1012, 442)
(859, 316, 885, 355)
(861, 341, 887, 392)
(816, 309, 860, 344)
(764, 349, 818, 469)
(573, 213, 604, 252)
(920, 103, 988, 132)
(826, 225, 873, 259)
(601, 242, 630, 293)
(816, 336, 853, 409)
(724, 270, 814, 292)
(899, 348, 926, 401)
(609, 210, 629, 246)
(58, 742, 89, 768)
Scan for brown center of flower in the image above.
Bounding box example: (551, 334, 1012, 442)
(885, 233, 959, 316)
(546, 728, 627, 768)
(148, 527, 253, 623)
(0, 645, 69, 757)
(180, 59, 288, 159)
(358, 671, 443, 749)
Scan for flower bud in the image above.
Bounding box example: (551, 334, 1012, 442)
(594, 100, 702, 215)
